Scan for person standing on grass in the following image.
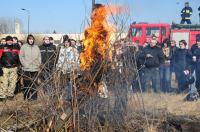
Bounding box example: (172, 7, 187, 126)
(139, 35, 165, 92)
(172, 40, 192, 93)
(19, 34, 41, 101)
(192, 38, 200, 96)
(39, 36, 57, 94)
(0, 36, 20, 100)
(160, 39, 171, 92)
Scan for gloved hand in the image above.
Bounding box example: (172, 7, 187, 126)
(184, 70, 190, 75)
(146, 54, 153, 58)
(0, 68, 3, 76)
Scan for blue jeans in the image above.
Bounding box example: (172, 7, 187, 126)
(190, 71, 197, 94)
(160, 64, 171, 92)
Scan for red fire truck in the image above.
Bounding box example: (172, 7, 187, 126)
(128, 22, 200, 48)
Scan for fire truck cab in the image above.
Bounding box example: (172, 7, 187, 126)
(128, 23, 170, 45)
(128, 22, 200, 48)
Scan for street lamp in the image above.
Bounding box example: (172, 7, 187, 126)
(92, 0, 95, 11)
(21, 8, 30, 34)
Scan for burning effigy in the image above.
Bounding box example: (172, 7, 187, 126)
(80, 4, 112, 71)
(78, 4, 114, 96)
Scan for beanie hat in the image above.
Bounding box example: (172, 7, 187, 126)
(5, 36, 13, 41)
(185, 2, 189, 5)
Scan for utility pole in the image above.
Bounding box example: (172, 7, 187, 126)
(92, 0, 95, 11)
(21, 8, 30, 35)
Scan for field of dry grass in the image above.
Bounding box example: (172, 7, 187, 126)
(128, 93, 200, 117)
(125, 92, 200, 131)
(1, 92, 200, 131)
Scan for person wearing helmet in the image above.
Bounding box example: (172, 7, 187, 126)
(180, 2, 193, 24)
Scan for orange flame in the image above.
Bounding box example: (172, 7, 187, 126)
(80, 4, 119, 71)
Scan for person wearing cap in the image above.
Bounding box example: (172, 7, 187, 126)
(0, 36, 20, 100)
(19, 34, 41, 101)
(180, 2, 193, 24)
(171, 40, 193, 93)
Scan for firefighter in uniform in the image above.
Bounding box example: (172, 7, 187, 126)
(180, 2, 193, 24)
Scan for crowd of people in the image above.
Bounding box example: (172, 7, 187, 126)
(1, 33, 200, 102)
(111, 34, 200, 100)
(126, 35, 200, 99)
(0, 34, 82, 101)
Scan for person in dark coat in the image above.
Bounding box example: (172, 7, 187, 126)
(172, 40, 192, 92)
(0, 36, 20, 100)
(39, 36, 57, 93)
(39, 36, 57, 72)
(192, 38, 200, 95)
(139, 36, 165, 92)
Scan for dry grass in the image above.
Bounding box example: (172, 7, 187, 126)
(124, 92, 200, 131)
(129, 92, 200, 117)
(1, 91, 200, 131)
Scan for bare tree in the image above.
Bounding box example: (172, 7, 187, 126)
(0, 17, 22, 34)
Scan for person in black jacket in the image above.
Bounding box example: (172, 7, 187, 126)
(139, 36, 164, 92)
(39, 36, 57, 93)
(39, 36, 57, 72)
(180, 2, 193, 24)
(193, 38, 200, 95)
(0, 36, 20, 100)
(172, 40, 192, 92)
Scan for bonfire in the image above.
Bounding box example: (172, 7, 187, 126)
(80, 4, 112, 71)
(78, 4, 116, 96)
